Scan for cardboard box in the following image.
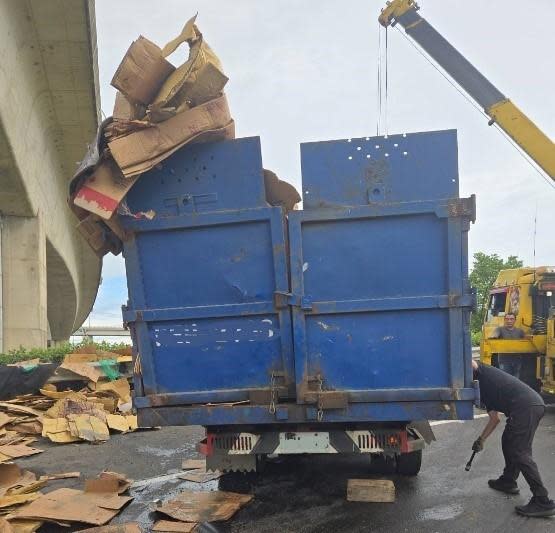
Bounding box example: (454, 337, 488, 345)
(113, 91, 146, 121)
(74, 159, 140, 220)
(111, 36, 175, 105)
(109, 93, 233, 177)
(151, 16, 228, 110)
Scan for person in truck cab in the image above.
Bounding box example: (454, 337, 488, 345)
(488, 312, 525, 378)
(471, 359, 555, 517)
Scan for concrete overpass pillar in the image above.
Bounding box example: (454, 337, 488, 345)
(0, 215, 48, 351)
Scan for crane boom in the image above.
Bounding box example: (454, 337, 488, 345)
(379, 0, 555, 181)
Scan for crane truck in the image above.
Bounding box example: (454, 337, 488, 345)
(379, 0, 555, 398)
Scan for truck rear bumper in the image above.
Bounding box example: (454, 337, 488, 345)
(198, 427, 425, 460)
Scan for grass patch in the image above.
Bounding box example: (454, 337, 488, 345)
(0, 341, 131, 366)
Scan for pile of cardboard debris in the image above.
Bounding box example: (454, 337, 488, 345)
(69, 15, 300, 257)
(0, 465, 132, 531)
(0, 347, 139, 452)
(0, 458, 253, 532)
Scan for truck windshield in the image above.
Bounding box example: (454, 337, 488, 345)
(485, 290, 507, 321)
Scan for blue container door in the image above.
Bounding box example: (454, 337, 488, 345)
(288, 200, 474, 404)
(124, 207, 294, 406)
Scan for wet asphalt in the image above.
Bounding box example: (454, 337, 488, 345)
(18, 406, 555, 532)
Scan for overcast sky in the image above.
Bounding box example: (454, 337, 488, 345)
(88, 0, 555, 326)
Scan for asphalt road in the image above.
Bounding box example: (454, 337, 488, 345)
(19, 407, 555, 532)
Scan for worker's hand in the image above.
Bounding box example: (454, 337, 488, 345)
(472, 437, 484, 452)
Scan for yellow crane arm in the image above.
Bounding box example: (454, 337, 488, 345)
(379, 0, 555, 181)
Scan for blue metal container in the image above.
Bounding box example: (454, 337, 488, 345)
(121, 130, 476, 428)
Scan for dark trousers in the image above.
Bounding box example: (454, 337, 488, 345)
(501, 405, 548, 498)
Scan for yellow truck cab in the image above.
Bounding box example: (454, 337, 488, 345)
(480, 267, 555, 396)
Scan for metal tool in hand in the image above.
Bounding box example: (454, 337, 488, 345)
(465, 451, 477, 471)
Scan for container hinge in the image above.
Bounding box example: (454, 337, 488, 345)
(274, 291, 312, 311)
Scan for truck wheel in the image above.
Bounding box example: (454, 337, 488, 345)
(396, 450, 422, 476)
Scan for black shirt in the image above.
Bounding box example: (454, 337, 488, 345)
(475, 362, 544, 415)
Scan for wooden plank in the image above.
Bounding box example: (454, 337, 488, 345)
(346, 479, 395, 503)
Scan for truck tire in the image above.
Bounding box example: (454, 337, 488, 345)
(396, 450, 422, 476)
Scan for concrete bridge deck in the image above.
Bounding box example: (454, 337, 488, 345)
(0, 0, 101, 350)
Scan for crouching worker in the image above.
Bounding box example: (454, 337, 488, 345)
(471, 360, 555, 517)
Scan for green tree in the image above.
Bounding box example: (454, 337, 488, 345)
(469, 252, 523, 335)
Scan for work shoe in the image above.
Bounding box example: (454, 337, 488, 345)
(515, 496, 555, 517)
(488, 477, 519, 495)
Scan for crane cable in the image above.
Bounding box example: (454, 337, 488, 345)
(376, 25, 382, 135)
(394, 26, 555, 192)
(376, 24, 389, 136)
(385, 25, 389, 136)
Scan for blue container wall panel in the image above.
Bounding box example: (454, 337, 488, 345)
(125, 137, 267, 216)
(146, 315, 284, 394)
(300, 130, 458, 208)
(122, 206, 296, 402)
(288, 202, 473, 401)
(132, 221, 277, 310)
(120, 132, 477, 425)
(304, 309, 449, 390)
(300, 214, 447, 300)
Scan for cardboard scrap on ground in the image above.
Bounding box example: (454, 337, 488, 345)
(5, 423, 41, 438)
(180, 459, 205, 471)
(58, 362, 104, 384)
(0, 465, 45, 531)
(67, 415, 110, 443)
(0, 518, 13, 532)
(178, 459, 222, 483)
(0, 493, 40, 510)
(46, 398, 107, 423)
(39, 472, 80, 482)
(14, 487, 132, 526)
(106, 415, 136, 434)
(2, 519, 43, 533)
(95, 379, 131, 403)
(157, 490, 252, 523)
(85, 472, 132, 495)
(77, 523, 142, 533)
(0, 365, 140, 445)
(152, 519, 196, 532)
(346, 479, 396, 503)
(41, 418, 79, 444)
(0, 406, 41, 420)
(0, 445, 42, 463)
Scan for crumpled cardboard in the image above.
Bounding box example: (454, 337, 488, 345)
(73, 159, 141, 221)
(109, 94, 233, 178)
(150, 15, 228, 113)
(69, 15, 235, 254)
(67, 414, 110, 442)
(111, 36, 175, 105)
(263, 169, 301, 211)
(113, 92, 145, 122)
